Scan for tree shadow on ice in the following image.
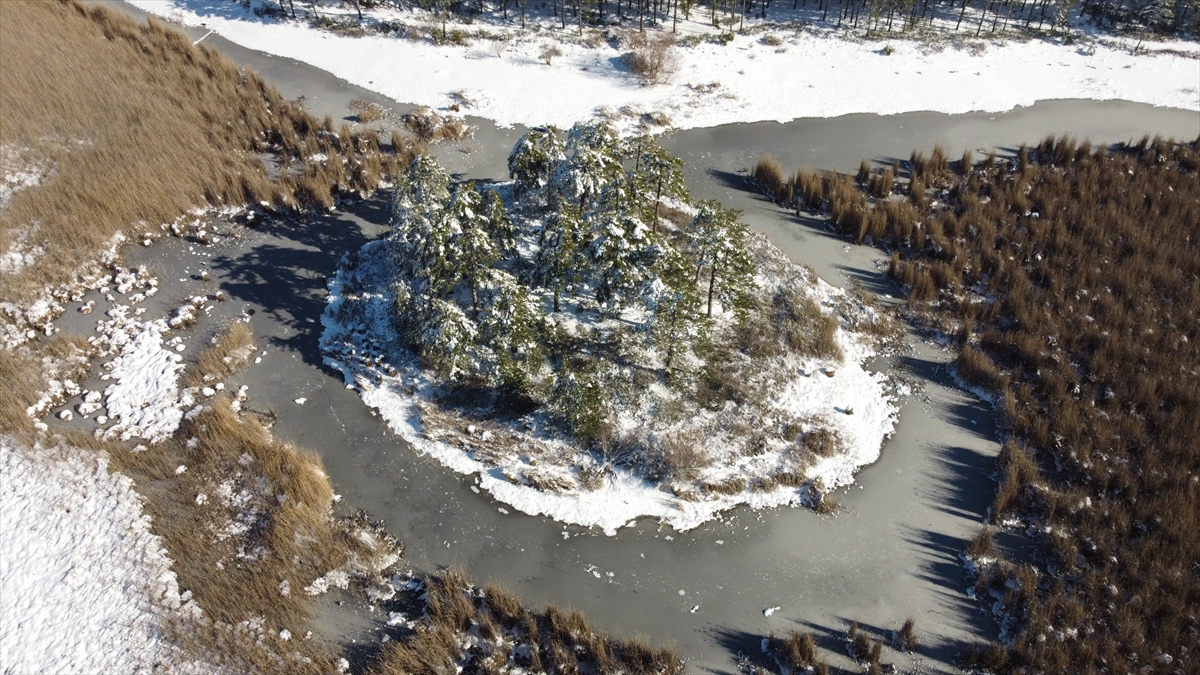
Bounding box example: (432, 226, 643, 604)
(901, 526, 998, 661)
(919, 443, 997, 522)
(832, 262, 897, 298)
(706, 626, 769, 674)
(209, 199, 382, 371)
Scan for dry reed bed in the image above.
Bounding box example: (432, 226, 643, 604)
(763, 136, 1200, 672)
(0, 0, 423, 429)
(370, 568, 683, 674)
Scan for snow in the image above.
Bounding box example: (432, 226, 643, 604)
(0, 438, 202, 673)
(100, 319, 188, 444)
(131, 1, 1198, 132)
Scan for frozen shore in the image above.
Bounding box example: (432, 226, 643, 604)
(131, 0, 1198, 132)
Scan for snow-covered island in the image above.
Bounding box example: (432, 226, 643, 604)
(321, 124, 899, 534)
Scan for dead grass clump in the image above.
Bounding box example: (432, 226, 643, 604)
(700, 476, 747, 495)
(93, 397, 399, 672)
(402, 106, 476, 143)
(623, 33, 679, 86)
(957, 642, 1009, 670)
(800, 426, 843, 458)
(348, 98, 387, 124)
(966, 527, 994, 558)
(483, 583, 524, 628)
(897, 617, 918, 652)
(793, 168, 826, 211)
(184, 322, 256, 387)
(425, 567, 476, 631)
(0, 334, 90, 439)
(658, 431, 712, 483)
(752, 154, 790, 204)
(767, 630, 818, 669)
(954, 344, 1001, 391)
(771, 286, 842, 360)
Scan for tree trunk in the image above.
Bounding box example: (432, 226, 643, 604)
(351, 0, 363, 21)
(957, 0, 968, 30)
(706, 263, 717, 317)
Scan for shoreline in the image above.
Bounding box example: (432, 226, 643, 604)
(42, 4, 1196, 671)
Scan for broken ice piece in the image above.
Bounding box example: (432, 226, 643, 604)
(58, 410, 73, 421)
(175, 465, 187, 474)
(690, 605, 700, 613)
(294, 397, 307, 405)
(764, 606, 781, 616)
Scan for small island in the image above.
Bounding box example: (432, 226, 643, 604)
(321, 123, 899, 534)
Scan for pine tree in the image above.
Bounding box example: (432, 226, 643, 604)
(635, 141, 688, 230)
(389, 155, 453, 281)
(586, 211, 655, 308)
(508, 125, 566, 195)
(418, 298, 478, 381)
(646, 246, 707, 373)
(550, 122, 624, 213)
(477, 269, 547, 395)
(443, 182, 497, 314)
(532, 207, 583, 313)
(482, 188, 517, 257)
(686, 201, 756, 318)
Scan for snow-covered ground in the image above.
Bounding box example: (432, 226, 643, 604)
(131, 0, 1198, 132)
(0, 438, 203, 673)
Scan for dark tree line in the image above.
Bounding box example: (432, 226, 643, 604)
(275, 0, 1197, 38)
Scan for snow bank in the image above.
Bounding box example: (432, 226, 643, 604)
(0, 438, 201, 673)
(101, 320, 188, 443)
(131, 1, 1198, 131)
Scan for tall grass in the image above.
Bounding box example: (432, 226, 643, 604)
(0, 0, 422, 429)
(789, 136, 1200, 671)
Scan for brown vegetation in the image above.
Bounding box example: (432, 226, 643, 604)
(623, 32, 679, 86)
(369, 570, 683, 674)
(402, 106, 476, 143)
(0, 0, 422, 429)
(183, 323, 256, 388)
(782, 136, 1200, 672)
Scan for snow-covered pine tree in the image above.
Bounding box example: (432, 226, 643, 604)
(532, 206, 583, 313)
(418, 298, 478, 381)
(638, 142, 688, 230)
(686, 200, 756, 318)
(482, 188, 517, 258)
(549, 122, 624, 213)
(646, 246, 707, 374)
(508, 125, 566, 196)
(477, 269, 547, 395)
(585, 211, 656, 309)
(443, 182, 497, 314)
(388, 155, 453, 282)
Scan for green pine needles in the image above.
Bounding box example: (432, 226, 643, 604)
(386, 123, 769, 442)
